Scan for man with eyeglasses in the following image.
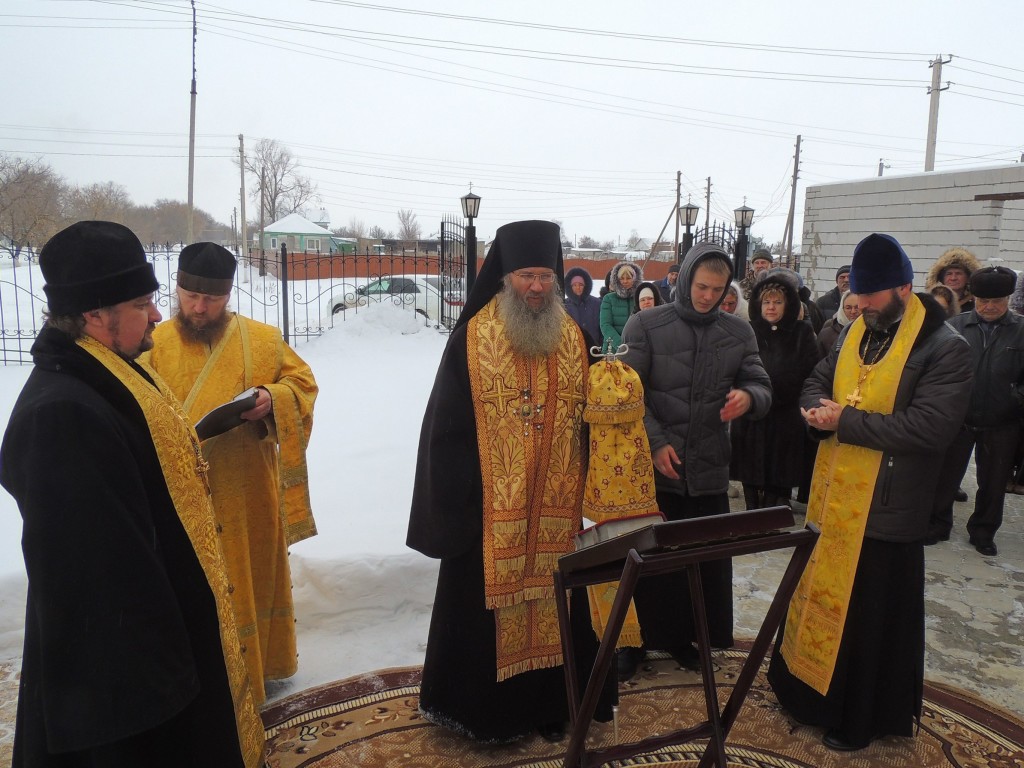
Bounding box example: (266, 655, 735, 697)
(408, 220, 614, 744)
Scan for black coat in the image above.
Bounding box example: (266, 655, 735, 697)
(949, 309, 1024, 428)
(1, 328, 245, 767)
(803, 294, 973, 541)
(407, 323, 613, 741)
(731, 276, 820, 488)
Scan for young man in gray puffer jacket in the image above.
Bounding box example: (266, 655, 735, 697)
(618, 241, 772, 678)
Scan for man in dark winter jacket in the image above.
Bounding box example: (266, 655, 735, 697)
(618, 242, 771, 678)
(0, 221, 264, 767)
(928, 266, 1024, 556)
(656, 263, 680, 302)
(563, 266, 601, 346)
(768, 233, 971, 753)
(814, 264, 851, 318)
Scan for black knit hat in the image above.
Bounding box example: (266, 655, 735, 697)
(40, 221, 158, 315)
(969, 266, 1017, 299)
(752, 249, 773, 264)
(836, 264, 852, 279)
(668, 263, 680, 273)
(848, 234, 914, 294)
(177, 242, 236, 295)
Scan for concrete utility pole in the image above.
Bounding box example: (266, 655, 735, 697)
(674, 171, 681, 258)
(704, 177, 712, 232)
(186, 0, 198, 243)
(238, 134, 247, 259)
(784, 134, 801, 266)
(925, 55, 952, 172)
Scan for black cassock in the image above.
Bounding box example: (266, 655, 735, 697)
(407, 323, 614, 742)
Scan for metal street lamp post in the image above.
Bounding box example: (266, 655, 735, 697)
(461, 189, 481, 296)
(680, 200, 700, 261)
(733, 202, 755, 283)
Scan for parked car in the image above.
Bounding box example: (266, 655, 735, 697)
(328, 275, 464, 324)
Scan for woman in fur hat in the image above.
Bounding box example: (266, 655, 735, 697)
(599, 261, 641, 349)
(729, 271, 820, 510)
(925, 246, 981, 314)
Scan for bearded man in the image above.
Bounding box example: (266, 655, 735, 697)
(143, 242, 318, 704)
(408, 220, 614, 743)
(768, 233, 971, 752)
(2, 222, 264, 766)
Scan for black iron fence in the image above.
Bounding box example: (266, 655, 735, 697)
(0, 244, 459, 365)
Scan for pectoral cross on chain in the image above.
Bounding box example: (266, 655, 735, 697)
(845, 386, 864, 407)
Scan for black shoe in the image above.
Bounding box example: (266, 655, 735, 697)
(954, 487, 968, 502)
(615, 647, 644, 682)
(822, 729, 870, 751)
(923, 529, 950, 545)
(537, 721, 565, 742)
(975, 541, 997, 556)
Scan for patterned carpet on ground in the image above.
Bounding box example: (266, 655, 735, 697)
(261, 646, 1024, 767)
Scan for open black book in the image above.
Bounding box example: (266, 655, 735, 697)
(194, 387, 260, 441)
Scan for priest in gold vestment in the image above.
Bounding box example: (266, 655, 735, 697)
(767, 233, 971, 753)
(407, 220, 614, 743)
(144, 242, 318, 704)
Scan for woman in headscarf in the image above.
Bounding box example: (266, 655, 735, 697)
(730, 270, 820, 510)
(599, 261, 641, 350)
(633, 280, 663, 312)
(720, 280, 748, 320)
(816, 290, 860, 357)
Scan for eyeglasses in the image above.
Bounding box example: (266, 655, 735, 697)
(513, 271, 557, 284)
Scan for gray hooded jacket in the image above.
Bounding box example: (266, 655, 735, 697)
(622, 243, 772, 497)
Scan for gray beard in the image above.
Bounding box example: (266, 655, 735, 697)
(496, 284, 567, 357)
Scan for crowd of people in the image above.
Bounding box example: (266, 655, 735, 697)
(4, 217, 1017, 764)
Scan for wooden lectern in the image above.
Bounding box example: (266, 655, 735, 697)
(553, 506, 820, 768)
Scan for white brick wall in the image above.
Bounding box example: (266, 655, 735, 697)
(801, 165, 1024, 299)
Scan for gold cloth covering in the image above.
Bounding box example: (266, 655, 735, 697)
(145, 314, 318, 703)
(781, 293, 925, 695)
(78, 336, 265, 767)
(467, 299, 587, 681)
(582, 358, 659, 648)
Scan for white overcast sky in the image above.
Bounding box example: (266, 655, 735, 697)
(4, 0, 1022, 246)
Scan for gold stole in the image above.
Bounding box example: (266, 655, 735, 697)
(181, 315, 316, 545)
(77, 336, 265, 768)
(780, 293, 925, 695)
(468, 299, 587, 681)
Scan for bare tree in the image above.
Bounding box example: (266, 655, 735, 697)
(577, 235, 600, 249)
(64, 181, 131, 222)
(240, 138, 318, 224)
(0, 155, 65, 261)
(626, 229, 643, 250)
(396, 209, 421, 241)
(368, 225, 393, 239)
(333, 217, 366, 239)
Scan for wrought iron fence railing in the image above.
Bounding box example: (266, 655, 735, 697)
(0, 244, 458, 365)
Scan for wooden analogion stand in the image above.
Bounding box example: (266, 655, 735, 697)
(554, 506, 820, 768)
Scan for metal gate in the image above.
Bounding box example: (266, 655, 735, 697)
(439, 213, 468, 329)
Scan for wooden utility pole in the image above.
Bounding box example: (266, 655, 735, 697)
(784, 135, 801, 266)
(238, 134, 247, 260)
(925, 55, 951, 172)
(186, 0, 197, 244)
